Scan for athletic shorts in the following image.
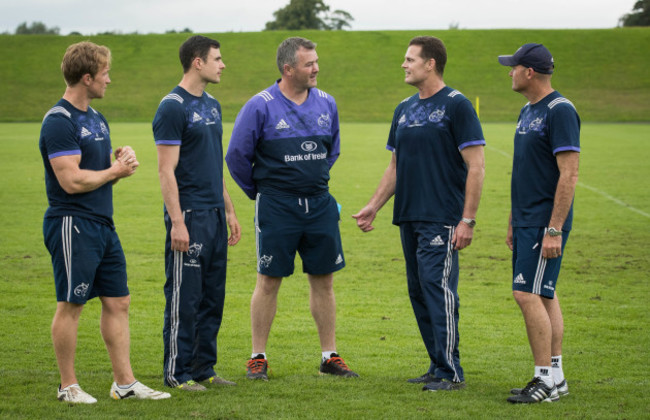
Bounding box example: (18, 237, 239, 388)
(255, 192, 345, 277)
(43, 216, 128, 304)
(512, 227, 569, 299)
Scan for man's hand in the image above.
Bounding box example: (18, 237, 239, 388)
(506, 223, 514, 251)
(226, 212, 241, 246)
(542, 234, 562, 259)
(352, 206, 378, 232)
(452, 221, 474, 250)
(171, 222, 190, 252)
(115, 146, 139, 171)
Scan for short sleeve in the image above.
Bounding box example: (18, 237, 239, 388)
(42, 114, 80, 159)
(153, 99, 185, 146)
(451, 98, 486, 150)
(549, 103, 581, 154)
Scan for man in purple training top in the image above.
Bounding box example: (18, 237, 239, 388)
(498, 43, 580, 404)
(226, 37, 357, 381)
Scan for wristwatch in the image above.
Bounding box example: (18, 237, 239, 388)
(461, 218, 476, 228)
(547, 227, 562, 237)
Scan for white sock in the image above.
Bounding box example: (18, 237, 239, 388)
(322, 351, 337, 362)
(117, 380, 137, 389)
(251, 352, 266, 359)
(551, 355, 565, 384)
(535, 366, 554, 387)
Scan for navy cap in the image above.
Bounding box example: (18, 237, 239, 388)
(498, 43, 554, 74)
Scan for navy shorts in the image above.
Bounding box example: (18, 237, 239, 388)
(43, 216, 128, 304)
(512, 227, 569, 299)
(255, 192, 345, 277)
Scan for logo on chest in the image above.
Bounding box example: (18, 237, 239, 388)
(301, 141, 318, 152)
(317, 113, 331, 127)
(428, 109, 445, 123)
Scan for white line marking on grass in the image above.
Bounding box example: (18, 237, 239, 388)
(486, 145, 650, 219)
(576, 183, 650, 218)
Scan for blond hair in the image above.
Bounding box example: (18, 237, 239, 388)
(61, 41, 111, 86)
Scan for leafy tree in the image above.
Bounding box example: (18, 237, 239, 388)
(265, 0, 353, 31)
(15, 21, 60, 35)
(619, 0, 650, 26)
(325, 10, 354, 30)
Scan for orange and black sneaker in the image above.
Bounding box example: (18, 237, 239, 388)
(319, 353, 359, 377)
(246, 355, 269, 380)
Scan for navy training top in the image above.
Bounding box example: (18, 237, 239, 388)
(39, 99, 115, 227)
(387, 86, 486, 226)
(153, 86, 225, 211)
(511, 90, 581, 231)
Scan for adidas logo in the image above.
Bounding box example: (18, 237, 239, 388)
(514, 273, 526, 284)
(335, 254, 343, 264)
(398, 114, 406, 125)
(80, 127, 92, 137)
(192, 112, 203, 122)
(112, 389, 136, 399)
(275, 119, 290, 130)
(430, 235, 444, 246)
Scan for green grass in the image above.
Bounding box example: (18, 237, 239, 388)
(1, 28, 649, 123)
(0, 121, 648, 418)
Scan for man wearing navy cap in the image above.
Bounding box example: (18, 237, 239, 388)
(498, 43, 580, 404)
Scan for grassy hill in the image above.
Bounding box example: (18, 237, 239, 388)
(1, 28, 648, 122)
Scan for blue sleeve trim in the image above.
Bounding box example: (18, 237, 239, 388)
(155, 140, 182, 145)
(48, 150, 81, 159)
(458, 140, 486, 150)
(553, 146, 580, 154)
(386, 145, 395, 152)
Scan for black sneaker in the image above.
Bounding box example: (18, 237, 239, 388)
(407, 373, 436, 384)
(511, 379, 568, 396)
(319, 353, 359, 377)
(246, 355, 269, 381)
(422, 378, 466, 391)
(507, 377, 559, 403)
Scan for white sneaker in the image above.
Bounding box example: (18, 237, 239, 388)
(58, 384, 97, 404)
(555, 379, 569, 396)
(110, 381, 172, 400)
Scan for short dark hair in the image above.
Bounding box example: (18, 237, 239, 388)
(409, 36, 447, 76)
(179, 35, 221, 73)
(276, 37, 316, 75)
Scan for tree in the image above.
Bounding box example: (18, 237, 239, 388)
(15, 21, 60, 35)
(265, 0, 353, 31)
(324, 10, 354, 30)
(619, 0, 650, 26)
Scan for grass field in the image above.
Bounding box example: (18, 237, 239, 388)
(0, 121, 648, 419)
(1, 28, 649, 123)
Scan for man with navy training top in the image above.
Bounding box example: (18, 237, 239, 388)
(226, 37, 357, 380)
(153, 35, 241, 392)
(353, 36, 485, 391)
(498, 43, 580, 404)
(40, 41, 170, 403)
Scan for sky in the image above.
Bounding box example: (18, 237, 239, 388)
(0, 0, 638, 35)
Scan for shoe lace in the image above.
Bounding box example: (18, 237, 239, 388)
(521, 377, 541, 395)
(326, 356, 349, 370)
(247, 358, 267, 373)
